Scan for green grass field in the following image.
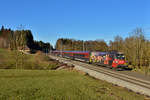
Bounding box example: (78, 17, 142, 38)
(0, 69, 147, 100)
(0, 49, 59, 69)
(0, 48, 148, 100)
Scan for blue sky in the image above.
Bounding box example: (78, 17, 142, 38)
(0, 0, 150, 46)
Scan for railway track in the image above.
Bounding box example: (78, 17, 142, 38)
(49, 55, 150, 96)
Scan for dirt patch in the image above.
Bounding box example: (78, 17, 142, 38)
(51, 59, 88, 75)
(52, 61, 75, 70)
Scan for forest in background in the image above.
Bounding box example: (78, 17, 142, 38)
(56, 28, 150, 73)
(0, 26, 53, 53)
(0, 25, 149, 73)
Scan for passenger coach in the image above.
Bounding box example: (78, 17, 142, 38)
(51, 51, 128, 70)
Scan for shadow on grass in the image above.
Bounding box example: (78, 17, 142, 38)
(124, 67, 133, 71)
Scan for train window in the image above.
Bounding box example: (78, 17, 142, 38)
(64, 53, 70, 56)
(74, 54, 85, 57)
(116, 54, 125, 60)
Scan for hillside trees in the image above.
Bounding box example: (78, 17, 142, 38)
(0, 26, 53, 69)
(0, 26, 53, 53)
(108, 28, 150, 73)
(0, 26, 12, 48)
(109, 36, 124, 52)
(56, 28, 150, 73)
(56, 38, 108, 51)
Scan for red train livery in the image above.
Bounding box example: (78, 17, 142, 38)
(51, 51, 128, 70)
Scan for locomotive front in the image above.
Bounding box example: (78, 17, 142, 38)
(111, 52, 128, 69)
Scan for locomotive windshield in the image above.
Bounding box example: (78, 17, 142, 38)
(116, 54, 125, 60)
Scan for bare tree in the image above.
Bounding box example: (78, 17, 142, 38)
(17, 25, 26, 69)
(9, 25, 26, 69)
(10, 31, 20, 69)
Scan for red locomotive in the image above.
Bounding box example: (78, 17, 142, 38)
(52, 51, 128, 70)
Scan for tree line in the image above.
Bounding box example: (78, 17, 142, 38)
(56, 38, 108, 51)
(0, 26, 53, 53)
(109, 28, 150, 71)
(56, 28, 150, 73)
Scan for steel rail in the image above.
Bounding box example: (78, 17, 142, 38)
(75, 62, 150, 89)
(50, 55, 150, 96)
(73, 60, 150, 86)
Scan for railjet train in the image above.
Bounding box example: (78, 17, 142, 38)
(51, 51, 128, 70)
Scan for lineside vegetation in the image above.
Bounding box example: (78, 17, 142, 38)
(0, 46, 148, 100)
(56, 28, 150, 75)
(0, 48, 59, 69)
(0, 70, 147, 100)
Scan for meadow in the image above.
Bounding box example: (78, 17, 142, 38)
(0, 69, 147, 100)
(0, 49, 148, 100)
(0, 49, 59, 70)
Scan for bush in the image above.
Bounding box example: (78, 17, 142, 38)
(0, 49, 59, 70)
